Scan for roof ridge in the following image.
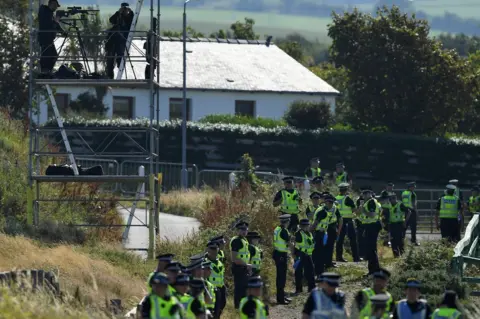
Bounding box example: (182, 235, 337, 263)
(158, 36, 274, 45)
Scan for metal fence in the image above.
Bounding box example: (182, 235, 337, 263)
(76, 157, 120, 191)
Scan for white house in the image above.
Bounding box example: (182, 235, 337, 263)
(37, 37, 339, 124)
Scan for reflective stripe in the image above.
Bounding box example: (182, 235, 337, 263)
(335, 172, 347, 185)
(397, 299, 426, 319)
(239, 296, 268, 319)
(280, 190, 300, 214)
(359, 288, 393, 318)
(440, 196, 459, 219)
(306, 167, 321, 178)
(336, 195, 354, 218)
(314, 206, 337, 231)
(251, 245, 262, 269)
(273, 226, 289, 252)
(295, 230, 314, 255)
(207, 258, 224, 287)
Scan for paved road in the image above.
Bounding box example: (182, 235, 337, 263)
(118, 208, 200, 258)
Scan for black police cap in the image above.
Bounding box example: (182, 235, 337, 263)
(156, 253, 175, 262)
(370, 294, 390, 306)
(247, 276, 263, 288)
(246, 231, 261, 239)
(299, 218, 310, 226)
(321, 272, 341, 287)
(165, 262, 182, 272)
(235, 221, 249, 229)
(206, 241, 219, 249)
(372, 268, 391, 280)
(312, 176, 324, 183)
(310, 191, 322, 199)
(282, 176, 294, 182)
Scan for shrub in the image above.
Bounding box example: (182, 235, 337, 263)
(283, 100, 333, 129)
(198, 114, 286, 128)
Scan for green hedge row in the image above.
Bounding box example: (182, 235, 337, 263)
(44, 118, 480, 184)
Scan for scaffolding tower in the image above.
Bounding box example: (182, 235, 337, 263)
(27, 0, 161, 259)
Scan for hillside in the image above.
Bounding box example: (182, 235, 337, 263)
(65, 0, 479, 40)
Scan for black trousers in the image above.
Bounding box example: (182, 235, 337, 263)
(406, 209, 418, 243)
(144, 60, 157, 79)
(324, 225, 337, 268)
(288, 214, 299, 232)
(294, 251, 315, 293)
(273, 250, 288, 302)
(336, 218, 359, 261)
(40, 44, 58, 73)
(313, 230, 325, 275)
(389, 222, 405, 257)
(364, 222, 381, 274)
(105, 40, 126, 79)
(356, 221, 366, 258)
(232, 265, 248, 309)
(440, 218, 460, 243)
(213, 285, 226, 318)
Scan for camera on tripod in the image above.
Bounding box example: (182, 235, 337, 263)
(56, 6, 99, 19)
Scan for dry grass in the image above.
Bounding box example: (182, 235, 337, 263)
(160, 189, 217, 217)
(0, 234, 149, 309)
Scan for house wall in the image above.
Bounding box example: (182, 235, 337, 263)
(38, 86, 336, 124)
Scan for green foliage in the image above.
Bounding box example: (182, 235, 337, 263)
(437, 33, 480, 57)
(198, 114, 286, 128)
(69, 91, 108, 116)
(283, 100, 333, 130)
(278, 40, 305, 63)
(328, 6, 478, 136)
(389, 241, 469, 305)
(236, 153, 261, 190)
(211, 17, 260, 40)
(163, 26, 205, 37)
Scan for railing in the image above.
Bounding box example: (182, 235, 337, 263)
(75, 157, 120, 191)
(452, 213, 480, 296)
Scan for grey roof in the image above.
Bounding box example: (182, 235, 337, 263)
(55, 37, 339, 94)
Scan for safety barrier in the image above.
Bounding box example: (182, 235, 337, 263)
(120, 161, 198, 193)
(76, 157, 120, 191)
(452, 213, 480, 296)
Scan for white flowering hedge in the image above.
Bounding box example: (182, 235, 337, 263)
(44, 117, 480, 183)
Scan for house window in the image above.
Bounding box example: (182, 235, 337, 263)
(47, 93, 70, 118)
(113, 96, 134, 119)
(169, 98, 191, 120)
(235, 100, 255, 117)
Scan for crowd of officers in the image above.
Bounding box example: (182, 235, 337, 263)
(139, 159, 478, 318)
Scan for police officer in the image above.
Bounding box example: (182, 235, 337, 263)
(435, 184, 463, 242)
(335, 183, 359, 262)
(201, 260, 216, 315)
(273, 214, 292, 304)
(386, 192, 410, 257)
(448, 179, 463, 202)
(273, 176, 303, 232)
(311, 176, 324, 193)
(185, 278, 209, 319)
(247, 231, 263, 276)
(360, 187, 382, 275)
(383, 182, 395, 194)
(306, 191, 323, 222)
(356, 193, 367, 261)
(392, 278, 433, 319)
(294, 218, 315, 294)
(378, 191, 392, 248)
(333, 162, 352, 186)
(402, 181, 419, 246)
(140, 272, 183, 319)
(302, 272, 347, 318)
(204, 241, 226, 318)
(305, 157, 322, 178)
(352, 268, 394, 318)
(187, 258, 214, 310)
(431, 290, 462, 319)
(468, 186, 480, 215)
(365, 294, 392, 319)
(230, 221, 252, 309)
(165, 262, 182, 296)
(210, 235, 227, 264)
(147, 253, 175, 293)
(172, 273, 190, 306)
(311, 195, 342, 274)
(239, 276, 269, 318)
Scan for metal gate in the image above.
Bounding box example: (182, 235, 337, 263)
(76, 157, 120, 191)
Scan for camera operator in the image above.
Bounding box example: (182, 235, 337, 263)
(105, 2, 134, 79)
(38, 0, 66, 74)
(143, 17, 158, 80)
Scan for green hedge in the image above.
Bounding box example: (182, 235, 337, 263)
(44, 118, 480, 184)
(198, 114, 286, 128)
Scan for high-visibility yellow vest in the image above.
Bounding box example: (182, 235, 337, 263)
(359, 288, 393, 319)
(314, 206, 336, 231)
(273, 226, 289, 252)
(250, 245, 262, 270)
(439, 196, 459, 219)
(336, 195, 354, 218)
(389, 202, 405, 223)
(469, 196, 480, 212)
(280, 189, 300, 214)
(179, 295, 206, 319)
(218, 249, 226, 263)
(306, 167, 322, 178)
(206, 258, 224, 287)
(239, 296, 268, 319)
(205, 280, 216, 310)
(295, 230, 314, 255)
(335, 172, 348, 185)
(147, 272, 155, 294)
(149, 294, 181, 319)
(402, 190, 415, 208)
(382, 201, 392, 210)
(431, 307, 461, 319)
(363, 199, 381, 224)
(230, 236, 251, 262)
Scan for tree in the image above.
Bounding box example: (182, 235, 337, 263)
(212, 17, 259, 40)
(328, 6, 478, 135)
(278, 41, 304, 63)
(163, 26, 205, 38)
(283, 100, 333, 130)
(69, 90, 108, 117)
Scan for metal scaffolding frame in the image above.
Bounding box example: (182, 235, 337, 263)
(27, 0, 162, 259)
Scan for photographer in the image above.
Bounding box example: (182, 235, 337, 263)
(38, 0, 65, 73)
(105, 2, 134, 79)
(143, 17, 158, 80)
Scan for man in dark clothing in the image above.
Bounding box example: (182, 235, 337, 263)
(385, 193, 410, 257)
(335, 182, 359, 262)
(311, 195, 342, 274)
(38, 0, 65, 73)
(273, 214, 292, 305)
(143, 17, 158, 80)
(105, 2, 134, 79)
(360, 187, 382, 275)
(230, 221, 252, 309)
(392, 278, 433, 319)
(273, 176, 302, 232)
(355, 195, 366, 261)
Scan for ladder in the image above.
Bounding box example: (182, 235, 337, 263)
(45, 85, 79, 176)
(116, 0, 144, 80)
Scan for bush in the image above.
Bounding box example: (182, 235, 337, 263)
(283, 100, 333, 129)
(198, 114, 286, 128)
